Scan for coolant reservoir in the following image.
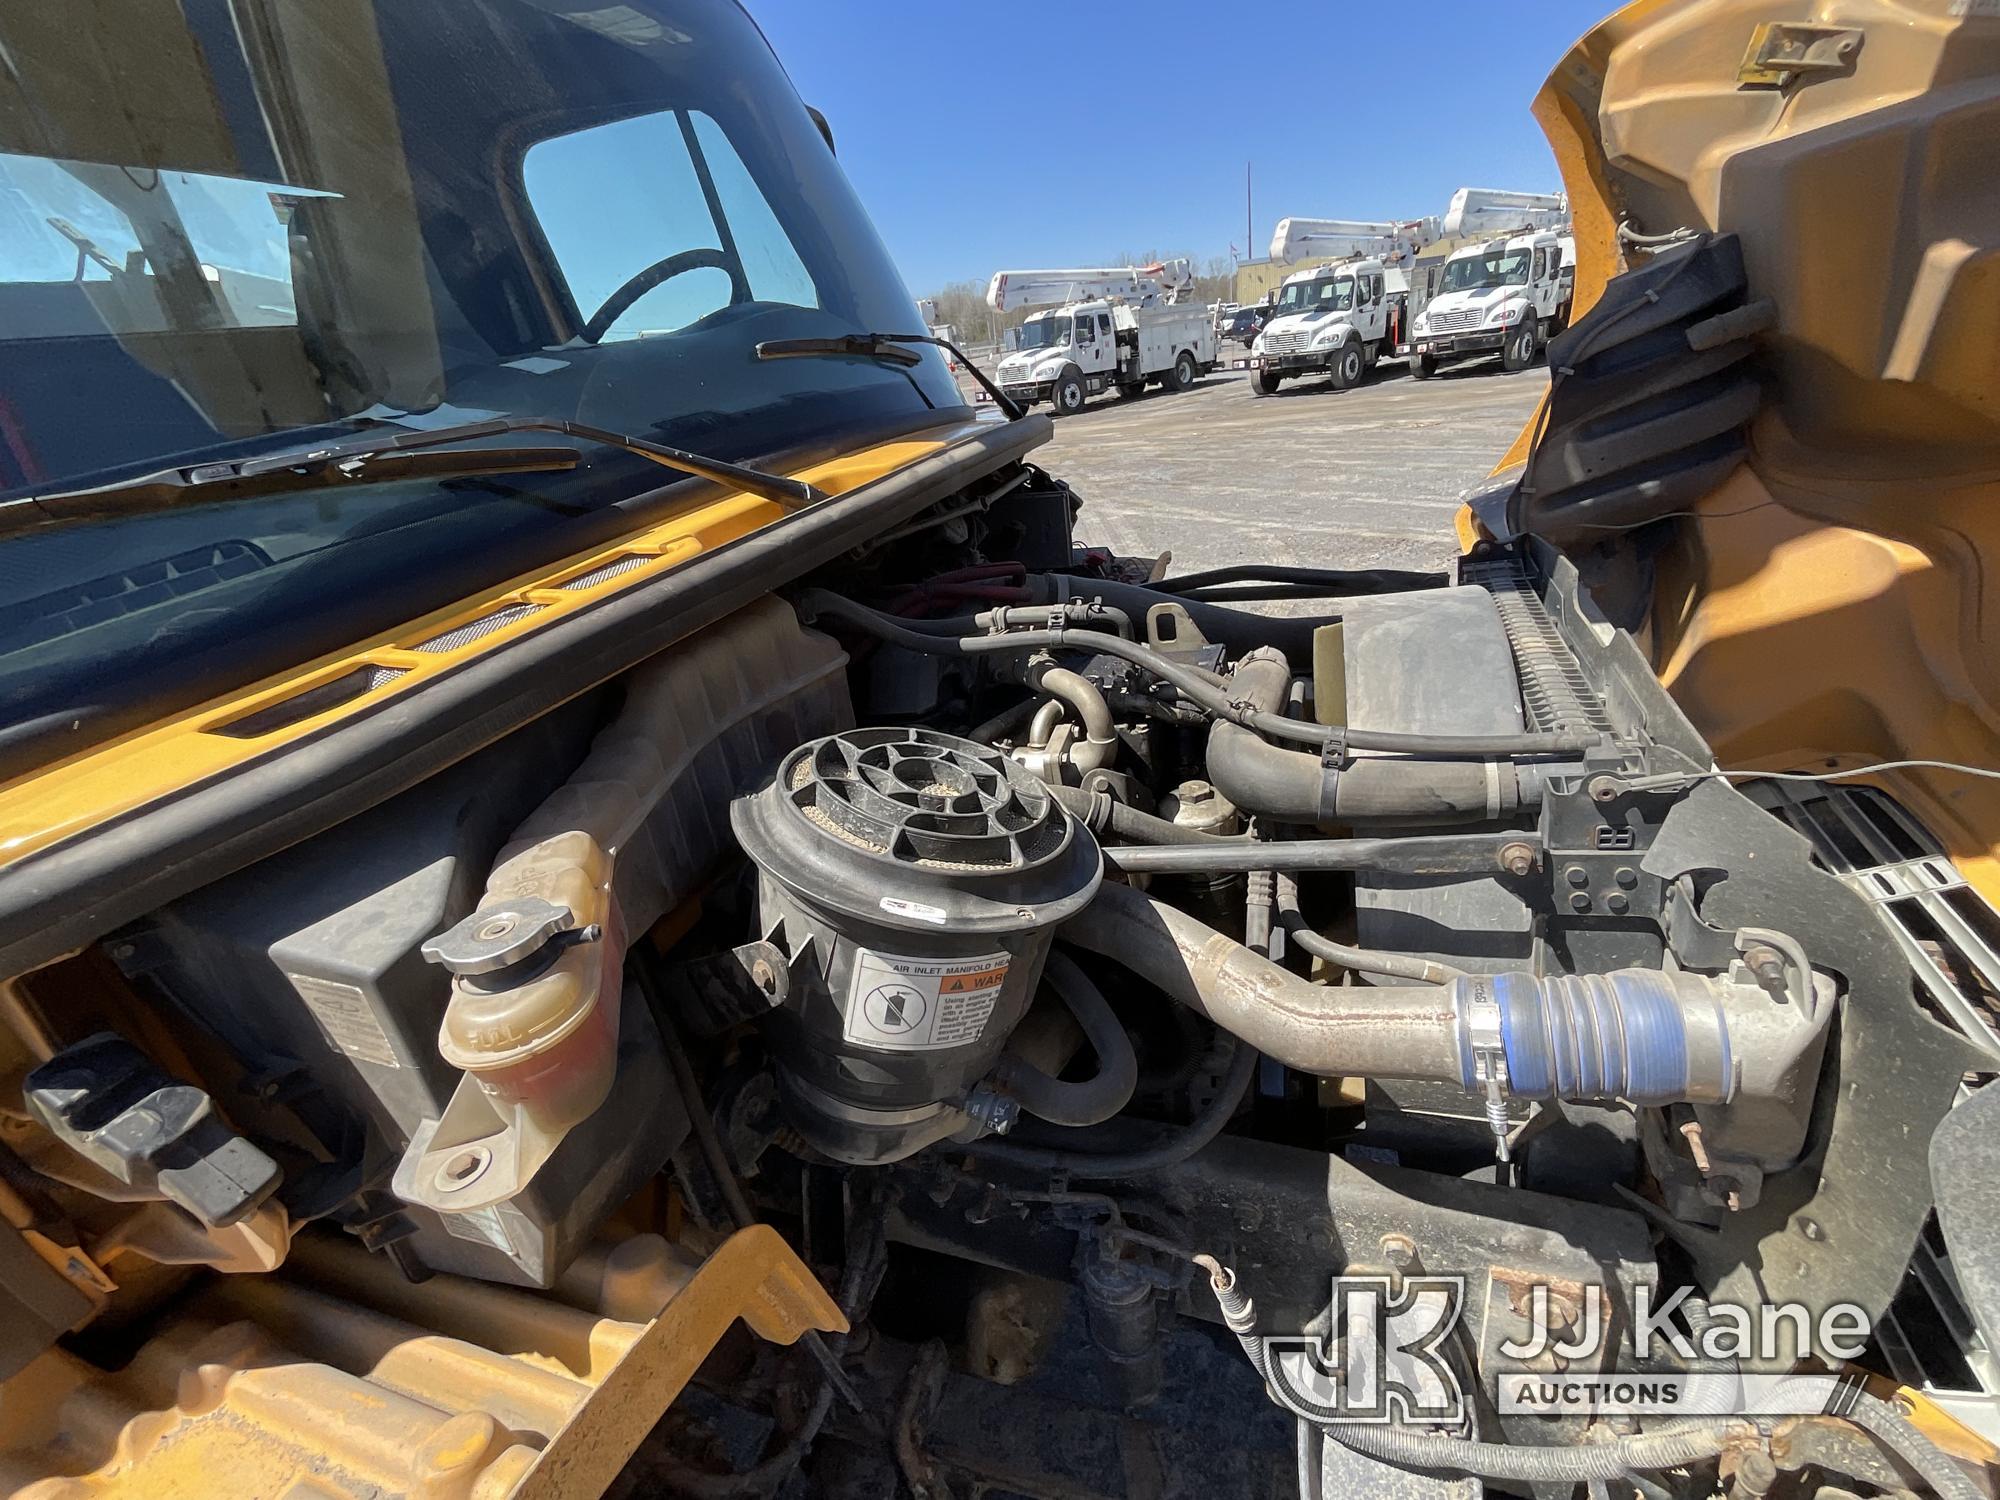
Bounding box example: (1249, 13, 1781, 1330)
(731, 727, 1102, 1163)
(430, 830, 622, 1133)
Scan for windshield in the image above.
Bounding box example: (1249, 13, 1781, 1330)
(1016, 316, 1070, 351)
(0, 0, 959, 777)
(1275, 275, 1355, 315)
(1439, 248, 1532, 293)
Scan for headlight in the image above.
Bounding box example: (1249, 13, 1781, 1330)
(1311, 326, 1340, 348)
(1488, 302, 1522, 325)
(1413, 312, 1429, 332)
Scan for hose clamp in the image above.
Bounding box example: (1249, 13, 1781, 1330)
(1315, 732, 1349, 825)
(1463, 983, 1514, 1163)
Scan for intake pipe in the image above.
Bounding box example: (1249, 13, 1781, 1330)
(1062, 882, 1736, 1105)
(1205, 651, 1550, 826)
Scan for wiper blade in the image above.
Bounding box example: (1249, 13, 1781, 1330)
(2, 416, 826, 536)
(1, 446, 584, 534)
(756, 331, 1027, 421)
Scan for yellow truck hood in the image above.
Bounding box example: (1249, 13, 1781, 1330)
(1506, 0, 2000, 896)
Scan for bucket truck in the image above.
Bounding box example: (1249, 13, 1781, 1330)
(1239, 224, 1424, 396)
(987, 263, 1217, 416)
(1398, 227, 1577, 378)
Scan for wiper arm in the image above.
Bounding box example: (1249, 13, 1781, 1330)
(2, 416, 827, 536)
(756, 331, 1027, 421)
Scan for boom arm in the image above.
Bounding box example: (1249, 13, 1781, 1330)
(1268, 218, 1440, 267)
(1441, 188, 1568, 237)
(985, 259, 1193, 312)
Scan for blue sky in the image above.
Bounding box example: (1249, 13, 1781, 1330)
(751, 0, 1615, 295)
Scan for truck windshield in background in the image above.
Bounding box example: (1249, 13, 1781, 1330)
(1276, 275, 1355, 314)
(1016, 316, 1071, 351)
(1439, 248, 1532, 293)
(0, 0, 960, 778)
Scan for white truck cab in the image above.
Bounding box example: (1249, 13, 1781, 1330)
(1246, 257, 1404, 397)
(1398, 229, 1575, 378)
(988, 265, 1217, 415)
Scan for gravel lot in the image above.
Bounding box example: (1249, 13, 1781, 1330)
(990, 356, 1549, 577)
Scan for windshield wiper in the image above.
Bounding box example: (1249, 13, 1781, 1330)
(1, 416, 827, 537)
(755, 331, 1027, 420)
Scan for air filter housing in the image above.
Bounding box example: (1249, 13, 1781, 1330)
(731, 726, 1102, 1162)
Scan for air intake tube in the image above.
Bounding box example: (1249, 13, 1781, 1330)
(1062, 882, 1735, 1105)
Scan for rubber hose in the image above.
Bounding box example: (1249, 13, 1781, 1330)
(1764, 1380, 1982, 1500)
(1318, 1412, 1740, 1483)
(1046, 784, 1233, 846)
(1204, 1255, 1977, 1495)
(1060, 882, 1466, 1080)
(1245, 868, 1275, 956)
(1099, 833, 1521, 877)
(967, 695, 1038, 746)
(1142, 563, 1447, 596)
(1039, 573, 1338, 661)
(798, 594, 1595, 758)
(1274, 873, 1464, 985)
(989, 952, 1139, 1127)
(963, 1033, 1256, 1176)
(1207, 652, 1529, 825)
(1674, 1297, 1742, 1417)
(1035, 666, 1116, 774)
(1198, 1254, 1752, 1485)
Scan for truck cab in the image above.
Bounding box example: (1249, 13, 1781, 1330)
(1399, 229, 1573, 377)
(1246, 257, 1402, 396)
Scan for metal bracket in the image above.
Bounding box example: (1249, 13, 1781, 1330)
(1738, 23, 1863, 87)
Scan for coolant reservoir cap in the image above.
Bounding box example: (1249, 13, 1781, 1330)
(732, 726, 1101, 932)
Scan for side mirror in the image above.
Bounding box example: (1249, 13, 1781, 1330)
(805, 105, 835, 155)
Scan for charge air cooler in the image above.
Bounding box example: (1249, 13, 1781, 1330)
(731, 727, 1102, 1164)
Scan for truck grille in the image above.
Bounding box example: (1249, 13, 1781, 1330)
(1425, 308, 1480, 333)
(1263, 330, 1311, 355)
(1744, 778, 2000, 1058)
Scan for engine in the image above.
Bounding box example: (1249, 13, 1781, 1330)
(6, 465, 1972, 1499)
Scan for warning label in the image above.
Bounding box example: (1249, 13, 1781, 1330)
(286, 973, 401, 1068)
(844, 950, 1010, 1052)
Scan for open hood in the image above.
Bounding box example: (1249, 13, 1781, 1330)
(1488, 0, 2000, 899)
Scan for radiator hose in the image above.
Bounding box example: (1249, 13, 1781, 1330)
(989, 951, 1138, 1127)
(1207, 651, 1557, 827)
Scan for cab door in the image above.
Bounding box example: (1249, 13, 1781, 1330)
(1071, 311, 1113, 380)
(1529, 243, 1554, 318)
(1360, 271, 1387, 342)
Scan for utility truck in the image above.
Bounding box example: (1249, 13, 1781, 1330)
(1242, 221, 1425, 394)
(1397, 227, 1576, 377)
(987, 263, 1216, 415)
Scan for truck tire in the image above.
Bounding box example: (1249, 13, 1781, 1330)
(1051, 367, 1086, 416)
(1252, 369, 1281, 397)
(1411, 353, 1438, 380)
(1502, 319, 1539, 372)
(1329, 338, 1364, 390)
(1164, 350, 1198, 392)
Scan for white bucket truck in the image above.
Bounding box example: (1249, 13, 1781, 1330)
(1397, 227, 1575, 378)
(1242, 220, 1441, 396)
(985, 263, 1217, 415)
